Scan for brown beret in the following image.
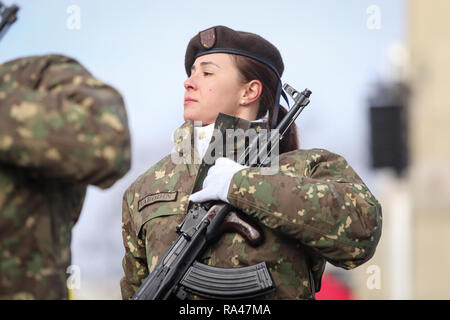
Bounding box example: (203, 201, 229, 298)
(185, 25, 284, 79)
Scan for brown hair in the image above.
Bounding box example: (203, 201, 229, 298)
(230, 54, 299, 154)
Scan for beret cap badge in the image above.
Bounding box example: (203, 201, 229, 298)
(200, 27, 216, 49)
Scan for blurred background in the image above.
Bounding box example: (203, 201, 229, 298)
(1, 0, 449, 299)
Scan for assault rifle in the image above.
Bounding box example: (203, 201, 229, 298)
(0, 2, 19, 42)
(132, 84, 312, 300)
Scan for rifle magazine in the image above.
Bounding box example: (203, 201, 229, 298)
(179, 261, 274, 299)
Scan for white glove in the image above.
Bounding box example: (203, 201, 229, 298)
(189, 157, 248, 204)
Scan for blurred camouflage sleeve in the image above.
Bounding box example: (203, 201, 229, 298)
(227, 148, 382, 270)
(0, 54, 131, 188)
(120, 186, 148, 300)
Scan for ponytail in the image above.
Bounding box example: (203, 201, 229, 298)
(231, 54, 300, 154)
(276, 105, 299, 154)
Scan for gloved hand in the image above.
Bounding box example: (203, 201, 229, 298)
(189, 157, 248, 204)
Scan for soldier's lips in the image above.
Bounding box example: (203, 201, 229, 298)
(184, 97, 198, 105)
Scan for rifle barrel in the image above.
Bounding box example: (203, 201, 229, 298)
(0, 3, 19, 42)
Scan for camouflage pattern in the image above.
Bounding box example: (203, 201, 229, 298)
(120, 113, 382, 300)
(0, 54, 131, 299)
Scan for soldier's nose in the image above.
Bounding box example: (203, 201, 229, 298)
(184, 76, 196, 90)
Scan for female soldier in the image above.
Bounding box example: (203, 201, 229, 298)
(120, 25, 382, 300)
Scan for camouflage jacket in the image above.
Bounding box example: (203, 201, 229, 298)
(0, 54, 131, 299)
(120, 113, 382, 300)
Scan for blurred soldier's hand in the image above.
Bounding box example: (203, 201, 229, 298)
(189, 157, 248, 203)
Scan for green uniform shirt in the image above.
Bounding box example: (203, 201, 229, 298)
(120, 113, 381, 300)
(0, 54, 131, 299)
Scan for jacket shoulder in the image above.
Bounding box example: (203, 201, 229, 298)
(281, 148, 344, 161)
(125, 154, 173, 196)
(277, 148, 345, 177)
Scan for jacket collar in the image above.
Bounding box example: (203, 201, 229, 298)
(173, 113, 269, 164)
(172, 112, 269, 163)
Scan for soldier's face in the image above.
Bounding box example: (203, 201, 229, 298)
(184, 53, 246, 125)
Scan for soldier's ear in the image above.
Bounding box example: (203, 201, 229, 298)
(240, 80, 262, 105)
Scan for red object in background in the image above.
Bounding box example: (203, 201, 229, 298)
(315, 272, 353, 300)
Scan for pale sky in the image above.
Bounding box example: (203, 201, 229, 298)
(1, 0, 405, 298)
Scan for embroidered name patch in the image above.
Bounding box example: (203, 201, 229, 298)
(138, 191, 178, 211)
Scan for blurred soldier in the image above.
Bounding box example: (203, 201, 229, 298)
(0, 54, 131, 299)
(120, 25, 382, 300)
